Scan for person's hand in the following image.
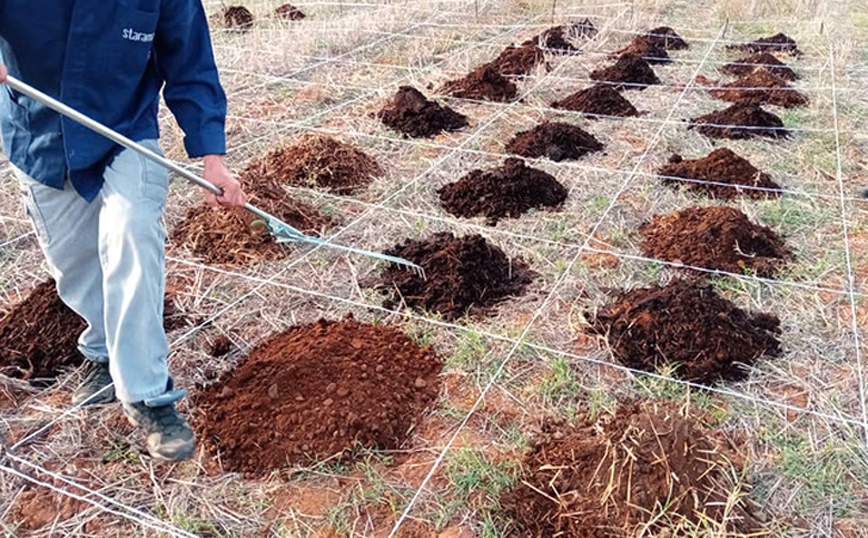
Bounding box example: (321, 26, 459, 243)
(202, 155, 247, 208)
(0, 64, 7, 84)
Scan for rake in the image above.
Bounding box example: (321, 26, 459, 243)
(2, 75, 422, 273)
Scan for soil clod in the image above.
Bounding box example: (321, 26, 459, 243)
(524, 19, 597, 54)
(438, 158, 568, 224)
(642, 26, 689, 50)
(209, 336, 233, 358)
(614, 37, 671, 65)
(377, 86, 468, 138)
(440, 65, 518, 102)
(721, 52, 798, 81)
(658, 148, 782, 199)
(709, 68, 808, 108)
(505, 121, 603, 162)
(195, 318, 442, 473)
(224, 6, 254, 29)
(639, 205, 793, 277)
(275, 4, 305, 19)
(590, 53, 661, 90)
(377, 233, 535, 320)
(586, 280, 782, 382)
(688, 102, 788, 140)
(728, 32, 801, 55)
(551, 83, 639, 118)
(488, 43, 546, 76)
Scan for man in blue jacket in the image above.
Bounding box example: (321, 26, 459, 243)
(0, 1, 247, 461)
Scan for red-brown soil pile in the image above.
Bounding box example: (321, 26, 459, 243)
(590, 53, 661, 90)
(377, 86, 469, 138)
(195, 318, 442, 473)
(171, 175, 335, 267)
(709, 68, 808, 108)
(728, 33, 801, 55)
(505, 122, 603, 162)
(488, 44, 546, 76)
(658, 148, 782, 199)
(439, 65, 518, 102)
(614, 37, 671, 65)
(377, 233, 535, 320)
(639, 206, 793, 277)
(585, 280, 782, 382)
(688, 102, 788, 140)
(720, 52, 798, 81)
(642, 26, 689, 50)
(0, 281, 184, 382)
(501, 402, 764, 537)
(249, 135, 382, 194)
(551, 83, 639, 118)
(438, 158, 567, 224)
(224, 6, 254, 29)
(275, 4, 305, 20)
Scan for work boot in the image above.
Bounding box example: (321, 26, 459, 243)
(72, 361, 116, 406)
(123, 401, 196, 461)
(861, 187, 868, 199)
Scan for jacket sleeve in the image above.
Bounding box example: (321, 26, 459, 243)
(154, 0, 227, 158)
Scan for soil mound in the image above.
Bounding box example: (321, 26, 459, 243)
(501, 402, 764, 537)
(643, 26, 689, 50)
(614, 37, 671, 65)
(720, 52, 798, 81)
(488, 44, 546, 76)
(728, 33, 801, 55)
(377, 86, 468, 138)
(688, 102, 788, 140)
(524, 20, 598, 54)
(639, 205, 793, 277)
(195, 317, 442, 473)
(551, 83, 639, 118)
(709, 68, 808, 108)
(377, 233, 535, 320)
(249, 135, 382, 194)
(505, 122, 603, 162)
(224, 6, 253, 29)
(659, 148, 781, 199)
(438, 158, 568, 224)
(171, 175, 335, 267)
(275, 4, 305, 19)
(439, 65, 517, 102)
(585, 280, 782, 382)
(590, 53, 661, 90)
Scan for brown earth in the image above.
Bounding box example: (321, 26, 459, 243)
(488, 43, 546, 76)
(438, 158, 568, 224)
(501, 401, 764, 537)
(505, 121, 604, 162)
(376, 233, 535, 320)
(585, 279, 782, 383)
(658, 147, 782, 199)
(170, 174, 335, 267)
(720, 52, 798, 81)
(638, 205, 793, 277)
(524, 19, 598, 54)
(642, 26, 689, 50)
(210, 335, 233, 357)
(0, 281, 184, 383)
(195, 317, 442, 473)
(377, 86, 469, 138)
(709, 68, 808, 108)
(614, 37, 671, 65)
(224, 6, 254, 29)
(248, 135, 382, 194)
(551, 83, 639, 118)
(727, 32, 801, 55)
(688, 102, 788, 140)
(275, 4, 305, 20)
(590, 53, 661, 90)
(439, 65, 518, 102)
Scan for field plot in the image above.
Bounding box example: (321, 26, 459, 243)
(2, 0, 868, 536)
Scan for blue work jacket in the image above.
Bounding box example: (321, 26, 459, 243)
(0, 0, 227, 201)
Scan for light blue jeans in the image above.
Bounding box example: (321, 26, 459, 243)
(13, 140, 172, 404)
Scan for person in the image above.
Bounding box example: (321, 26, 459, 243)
(0, 1, 247, 461)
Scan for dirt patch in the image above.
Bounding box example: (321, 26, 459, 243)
(376, 233, 535, 320)
(551, 83, 639, 118)
(688, 102, 788, 140)
(590, 53, 661, 90)
(224, 6, 254, 29)
(248, 135, 382, 194)
(210, 335, 233, 357)
(440, 65, 517, 102)
(10, 481, 91, 532)
(488, 43, 546, 76)
(643, 26, 689, 50)
(377, 86, 469, 138)
(658, 148, 782, 199)
(438, 158, 567, 224)
(614, 37, 671, 65)
(709, 68, 808, 108)
(195, 317, 442, 473)
(505, 122, 604, 162)
(585, 280, 782, 382)
(720, 52, 798, 81)
(170, 174, 335, 267)
(501, 401, 764, 537)
(728, 32, 801, 55)
(275, 4, 305, 20)
(639, 205, 793, 277)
